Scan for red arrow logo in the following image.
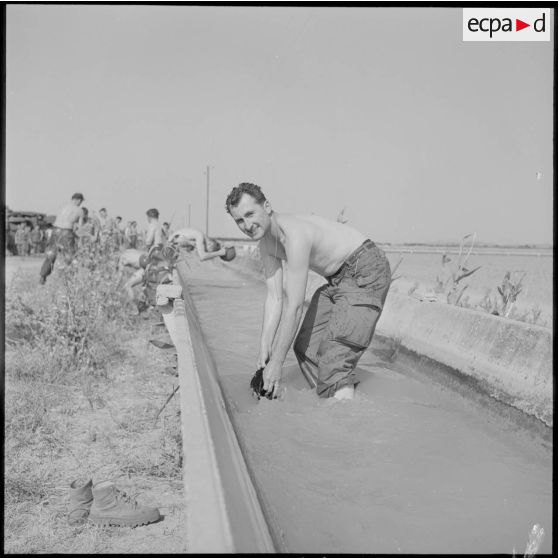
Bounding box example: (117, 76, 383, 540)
(516, 19, 530, 31)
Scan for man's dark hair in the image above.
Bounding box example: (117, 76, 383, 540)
(162, 222, 169, 227)
(146, 208, 159, 219)
(116, 216, 122, 221)
(225, 183, 267, 214)
(72, 192, 84, 201)
(99, 207, 107, 213)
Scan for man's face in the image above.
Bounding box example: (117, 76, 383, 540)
(100, 209, 107, 218)
(229, 193, 271, 240)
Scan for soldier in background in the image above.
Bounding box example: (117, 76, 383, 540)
(144, 208, 164, 250)
(114, 216, 125, 249)
(97, 208, 116, 248)
(76, 207, 99, 250)
(125, 220, 138, 249)
(39, 193, 85, 284)
(30, 224, 42, 255)
(161, 222, 171, 244)
(15, 223, 27, 258)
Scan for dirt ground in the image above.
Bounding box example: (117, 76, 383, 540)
(4, 258, 189, 553)
(5, 254, 44, 284)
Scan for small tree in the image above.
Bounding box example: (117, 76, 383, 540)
(435, 233, 481, 306)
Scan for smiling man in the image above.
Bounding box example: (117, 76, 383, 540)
(225, 182, 392, 400)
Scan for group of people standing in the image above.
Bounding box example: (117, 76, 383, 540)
(76, 207, 171, 251)
(38, 193, 174, 285)
(13, 222, 51, 256)
(37, 183, 391, 403)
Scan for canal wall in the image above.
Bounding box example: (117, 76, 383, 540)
(376, 291, 553, 427)
(228, 254, 553, 427)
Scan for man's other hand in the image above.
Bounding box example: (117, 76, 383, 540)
(262, 361, 282, 396)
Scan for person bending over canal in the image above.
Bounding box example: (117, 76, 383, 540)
(119, 227, 231, 303)
(168, 227, 232, 262)
(225, 183, 391, 400)
(40, 192, 85, 284)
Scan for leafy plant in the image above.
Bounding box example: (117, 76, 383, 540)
(480, 271, 527, 318)
(435, 233, 481, 306)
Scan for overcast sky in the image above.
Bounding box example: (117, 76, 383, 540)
(6, 5, 553, 244)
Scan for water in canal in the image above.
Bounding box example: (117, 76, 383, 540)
(183, 258, 552, 554)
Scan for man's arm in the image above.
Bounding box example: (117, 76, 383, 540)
(258, 242, 284, 368)
(170, 228, 227, 260)
(195, 232, 227, 261)
(263, 228, 311, 392)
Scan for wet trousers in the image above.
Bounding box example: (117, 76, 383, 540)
(294, 240, 391, 398)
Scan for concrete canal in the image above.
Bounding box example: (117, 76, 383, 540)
(181, 258, 552, 554)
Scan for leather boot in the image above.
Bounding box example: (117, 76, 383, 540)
(89, 481, 161, 527)
(68, 478, 94, 525)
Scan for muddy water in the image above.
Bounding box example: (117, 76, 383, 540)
(183, 259, 552, 554)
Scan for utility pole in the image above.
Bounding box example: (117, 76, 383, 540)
(205, 165, 210, 236)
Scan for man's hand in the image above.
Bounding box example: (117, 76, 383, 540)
(262, 360, 283, 396)
(256, 347, 271, 370)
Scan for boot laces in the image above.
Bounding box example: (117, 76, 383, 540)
(115, 487, 139, 508)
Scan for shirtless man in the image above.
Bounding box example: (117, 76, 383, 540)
(225, 183, 391, 400)
(118, 248, 154, 299)
(119, 228, 228, 301)
(145, 208, 164, 250)
(168, 227, 229, 262)
(40, 192, 85, 284)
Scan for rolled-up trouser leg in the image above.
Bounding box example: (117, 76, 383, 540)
(293, 284, 332, 389)
(294, 284, 383, 397)
(314, 301, 382, 398)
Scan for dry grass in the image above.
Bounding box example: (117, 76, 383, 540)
(4, 246, 187, 553)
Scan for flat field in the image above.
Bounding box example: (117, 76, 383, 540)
(384, 247, 552, 327)
(226, 242, 553, 327)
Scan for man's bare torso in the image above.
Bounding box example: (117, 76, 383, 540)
(54, 204, 82, 230)
(261, 213, 368, 277)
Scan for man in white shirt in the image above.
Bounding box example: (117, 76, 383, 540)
(40, 193, 84, 284)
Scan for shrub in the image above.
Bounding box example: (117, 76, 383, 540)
(5, 243, 133, 380)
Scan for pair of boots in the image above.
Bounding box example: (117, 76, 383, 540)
(68, 479, 161, 527)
